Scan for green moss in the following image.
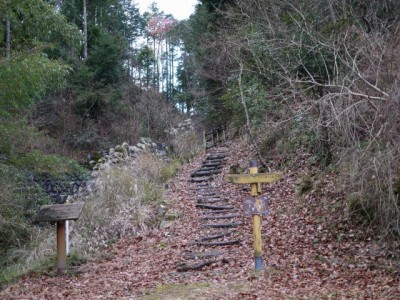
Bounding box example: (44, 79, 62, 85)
(67, 252, 87, 267)
(139, 282, 251, 300)
(10, 150, 89, 176)
(140, 282, 212, 300)
(160, 158, 181, 182)
(347, 193, 374, 224)
(295, 174, 314, 196)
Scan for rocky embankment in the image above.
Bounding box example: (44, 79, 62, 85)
(33, 137, 167, 204)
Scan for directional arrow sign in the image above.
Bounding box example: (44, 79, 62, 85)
(225, 173, 283, 184)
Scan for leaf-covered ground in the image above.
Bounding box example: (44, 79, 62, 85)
(1, 140, 399, 299)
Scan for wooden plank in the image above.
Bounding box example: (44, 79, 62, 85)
(36, 203, 85, 222)
(225, 173, 283, 184)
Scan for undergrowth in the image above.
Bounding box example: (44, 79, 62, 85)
(68, 153, 179, 257)
(0, 151, 180, 288)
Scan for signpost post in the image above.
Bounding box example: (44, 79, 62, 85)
(226, 161, 282, 271)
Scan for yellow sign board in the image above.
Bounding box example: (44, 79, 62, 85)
(225, 173, 283, 184)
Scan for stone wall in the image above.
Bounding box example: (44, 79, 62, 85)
(33, 137, 166, 204)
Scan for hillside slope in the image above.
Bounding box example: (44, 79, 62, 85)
(1, 139, 399, 299)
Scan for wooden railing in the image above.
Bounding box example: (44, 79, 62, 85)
(203, 125, 227, 150)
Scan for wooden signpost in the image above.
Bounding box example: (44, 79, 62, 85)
(226, 161, 282, 271)
(35, 202, 85, 275)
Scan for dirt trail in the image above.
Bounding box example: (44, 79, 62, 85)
(1, 140, 399, 299)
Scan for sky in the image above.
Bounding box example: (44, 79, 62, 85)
(135, 0, 199, 20)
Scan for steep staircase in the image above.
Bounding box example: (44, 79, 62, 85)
(176, 146, 245, 272)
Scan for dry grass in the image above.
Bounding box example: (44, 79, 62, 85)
(69, 152, 179, 257)
(171, 131, 204, 160)
(0, 152, 180, 285)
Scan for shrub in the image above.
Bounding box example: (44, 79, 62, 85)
(10, 150, 88, 176)
(0, 163, 53, 287)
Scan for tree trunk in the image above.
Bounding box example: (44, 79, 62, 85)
(342, 0, 347, 18)
(153, 36, 156, 87)
(170, 47, 174, 102)
(328, 1, 337, 22)
(6, 17, 10, 60)
(94, 6, 97, 26)
(83, 0, 88, 60)
(165, 36, 169, 100)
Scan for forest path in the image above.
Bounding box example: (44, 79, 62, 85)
(1, 140, 399, 299)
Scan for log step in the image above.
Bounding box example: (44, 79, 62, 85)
(198, 198, 227, 204)
(199, 209, 238, 214)
(176, 260, 216, 272)
(203, 159, 224, 164)
(190, 177, 213, 183)
(191, 170, 222, 177)
(196, 240, 241, 247)
(196, 204, 234, 210)
(196, 231, 235, 241)
(202, 222, 243, 228)
(184, 250, 225, 259)
(203, 162, 222, 168)
(200, 213, 241, 220)
(206, 154, 226, 160)
(198, 165, 223, 171)
(193, 182, 209, 187)
(197, 192, 217, 196)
